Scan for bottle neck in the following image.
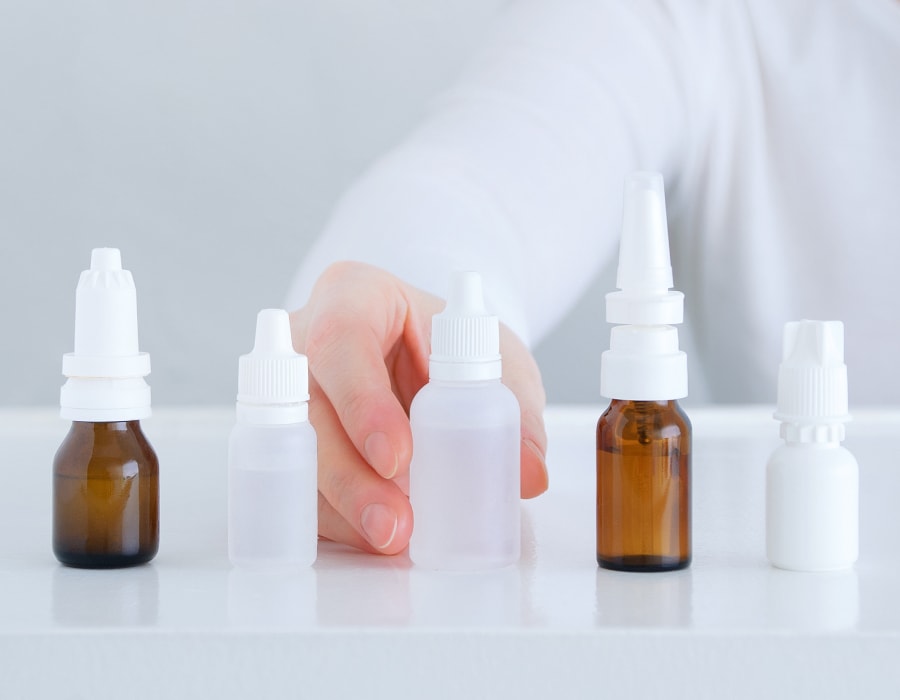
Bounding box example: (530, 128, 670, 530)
(610, 398, 678, 407)
(69, 419, 142, 432)
(428, 359, 502, 382)
(428, 376, 502, 388)
(236, 401, 308, 425)
(60, 377, 151, 422)
(780, 421, 845, 445)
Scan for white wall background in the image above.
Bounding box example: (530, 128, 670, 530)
(0, 0, 610, 407)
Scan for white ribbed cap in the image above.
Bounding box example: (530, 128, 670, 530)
(429, 271, 501, 381)
(60, 248, 151, 421)
(237, 309, 309, 424)
(775, 320, 849, 442)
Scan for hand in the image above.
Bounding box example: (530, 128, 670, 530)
(290, 261, 549, 555)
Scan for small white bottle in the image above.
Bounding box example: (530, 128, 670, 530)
(408, 271, 521, 571)
(228, 309, 318, 569)
(766, 320, 859, 572)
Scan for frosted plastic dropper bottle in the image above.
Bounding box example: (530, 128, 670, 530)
(228, 309, 318, 569)
(597, 172, 691, 572)
(408, 271, 521, 571)
(53, 248, 159, 568)
(767, 320, 858, 571)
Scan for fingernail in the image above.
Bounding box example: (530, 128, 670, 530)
(364, 431, 398, 479)
(360, 503, 399, 550)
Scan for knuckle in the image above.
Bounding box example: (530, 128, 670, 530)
(316, 260, 368, 290)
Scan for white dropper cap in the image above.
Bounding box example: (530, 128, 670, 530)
(60, 248, 152, 422)
(236, 309, 310, 424)
(601, 172, 687, 400)
(429, 271, 502, 382)
(774, 320, 849, 443)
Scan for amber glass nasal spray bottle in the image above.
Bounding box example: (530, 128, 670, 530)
(596, 173, 691, 572)
(53, 248, 159, 568)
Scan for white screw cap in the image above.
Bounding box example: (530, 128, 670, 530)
(62, 247, 151, 379)
(60, 248, 151, 421)
(238, 309, 309, 408)
(429, 271, 501, 382)
(775, 320, 849, 440)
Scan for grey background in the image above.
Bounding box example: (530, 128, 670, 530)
(0, 0, 614, 407)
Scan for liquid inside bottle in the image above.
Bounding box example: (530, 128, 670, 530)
(596, 399, 691, 572)
(53, 420, 159, 568)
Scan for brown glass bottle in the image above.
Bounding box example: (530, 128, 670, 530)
(53, 420, 159, 568)
(597, 399, 691, 572)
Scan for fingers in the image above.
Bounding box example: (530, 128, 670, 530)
(290, 260, 548, 561)
(312, 380, 414, 554)
(300, 263, 427, 481)
(500, 325, 549, 499)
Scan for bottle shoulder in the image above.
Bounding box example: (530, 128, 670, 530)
(598, 400, 691, 434)
(230, 419, 316, 441)
(53, 421, 158, 475)
(768, 442, 858, 470)
(411, 380, 519, 427)
(228, 420, 317, 470)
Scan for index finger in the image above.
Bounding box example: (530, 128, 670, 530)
(300, 263, 429, 480)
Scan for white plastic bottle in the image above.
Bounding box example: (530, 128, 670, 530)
(408, 271, 521, 571)
(228, 309, 318, 569)
(766, 320, 859, 572)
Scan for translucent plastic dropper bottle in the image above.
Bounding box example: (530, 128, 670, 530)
(767, 320, 858, 571)
(53, 248, 159, 568)
(228, 309, 318, 569)
(408, 271, 521, 571)
(597, 172, 691, 572)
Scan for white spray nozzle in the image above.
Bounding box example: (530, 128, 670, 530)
(618, 172, 672, 292)
(429, 270, 501, 382)
(238, 309, 309, 408)
(606, 172, 683, 325)
(775, 320, 849, 429)
(600, 173, 688, 400)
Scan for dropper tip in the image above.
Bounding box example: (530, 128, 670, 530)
(252, 308, 296, 355)
(445, 270, 488, 316)
(783, 320, 845, 367)
(90, 248, 123, 272)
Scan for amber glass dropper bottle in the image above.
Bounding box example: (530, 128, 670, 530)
(597, 173, 691, 572)
(53, 248, 159, 568)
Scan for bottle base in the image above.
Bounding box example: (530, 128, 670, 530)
(597, 554, 691, 572)
(54, 549, 157, 569)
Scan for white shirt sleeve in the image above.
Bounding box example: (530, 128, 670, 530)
(285, 0, 695, 346)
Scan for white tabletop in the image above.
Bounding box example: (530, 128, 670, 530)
(1, 406, 898, 699)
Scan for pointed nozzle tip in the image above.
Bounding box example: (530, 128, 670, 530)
(445, 270, 488, 316)
(90, 248, 123, 272)
(252, 308, 297, 355)
(782, 319, 845, 367)
(625, 171, 665, 196)
(617, 171, 673, 293)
